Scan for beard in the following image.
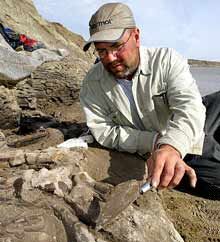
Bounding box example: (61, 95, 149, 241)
(104, 61, 136, 79)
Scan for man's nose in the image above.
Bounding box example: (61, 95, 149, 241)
(105, 51, 118, 62)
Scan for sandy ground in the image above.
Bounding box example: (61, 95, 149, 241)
(161, 189, 220, 242)
(82, 143, 220, 242)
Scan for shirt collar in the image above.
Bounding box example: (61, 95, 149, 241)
(133, 46, 151, 79)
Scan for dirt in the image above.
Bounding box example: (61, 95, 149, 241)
(80, 145, 220, 242)
(160, 189, 220, 242)
(3, 114, 220, 242)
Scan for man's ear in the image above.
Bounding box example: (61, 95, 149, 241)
(133, 28, 140, 47)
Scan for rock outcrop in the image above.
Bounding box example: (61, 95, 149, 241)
(0, 0, 93, 127)
(16, 55, 90, 116)
(0, 0, 93, 59)
(0, 85, 21, 129)
(0, 145, 184, 242)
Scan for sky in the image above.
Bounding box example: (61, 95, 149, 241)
(33, 0, 220, 61)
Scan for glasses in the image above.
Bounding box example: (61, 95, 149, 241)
(94, 31, 132, 59)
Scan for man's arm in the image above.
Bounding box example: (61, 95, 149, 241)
(80, 76, 157, 154)
(147, 49, 205, 189)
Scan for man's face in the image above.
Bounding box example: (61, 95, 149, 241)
(94, 28, 140, 79)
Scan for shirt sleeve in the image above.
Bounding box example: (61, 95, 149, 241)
(156, 49, 206, 158)
(80, 76, 157, 154)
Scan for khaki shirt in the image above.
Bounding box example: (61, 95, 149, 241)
(80, 47, 206, 158)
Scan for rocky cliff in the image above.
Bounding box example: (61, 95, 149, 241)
(0, 0, 94, 122)
(0, 0, 91, 57)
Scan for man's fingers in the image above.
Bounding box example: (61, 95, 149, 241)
(146, 147, 196, 189)
(147, 154, 182, 189)
(150, 157, 165, 188)
(185, 165, 197, 188)
(146, 156, 154, 178)
(158, 160, 175, 188)
(167, 162, 185, 188)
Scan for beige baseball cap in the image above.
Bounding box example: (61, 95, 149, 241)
(83, 2, 136, 51)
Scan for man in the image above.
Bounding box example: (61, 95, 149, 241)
(80, 2, 219, 195)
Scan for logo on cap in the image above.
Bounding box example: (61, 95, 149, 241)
(90, 19, 112, 30)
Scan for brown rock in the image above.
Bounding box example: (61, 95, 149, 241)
(23, 166, 73, 197)
(65, 172, 112, 225)
(6, 150, 26, 167)
(0, 86, 21, 129)
(16, 56, 91, 117)
(99, 191, 183, 242)
(0, 204, 67, 242)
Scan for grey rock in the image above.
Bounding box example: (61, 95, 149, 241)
(23, 166, 73, 197)
(65, 172, 100, 224)
(0, 149, 26, 167)
(0, 86, 21, 129)
(8, 150, 26, 167)
(0, 161, 10, 169)
(16, 56, 91, 114)
(0, 45, 41, 83)
(0, 45, 67, 84)
(96, 239, 109, 242)
(58, 181, 69, 194)
(73, 222, 96, 242)
(0, 131, 8, 149)
(0, 172, 22, 201)
(20, 188, 46, 204)
(52, 202, 79, 241)
(7, 128, 64, 150)
(25, 147, 85, 170)
(99, 191, 184, 242)
(65, 172, 112, 225)
(0, 204, 67, 242)
(25, 151, 40, 165)
(52, 202, 96, 242)
(0, 145, 186, 242)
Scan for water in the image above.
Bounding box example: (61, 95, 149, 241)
(190, 67, 220, 96)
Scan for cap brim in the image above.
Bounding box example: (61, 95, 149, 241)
(83, 28, 125, 51)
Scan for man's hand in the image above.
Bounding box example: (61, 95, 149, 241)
(147, 144, 197, 189)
